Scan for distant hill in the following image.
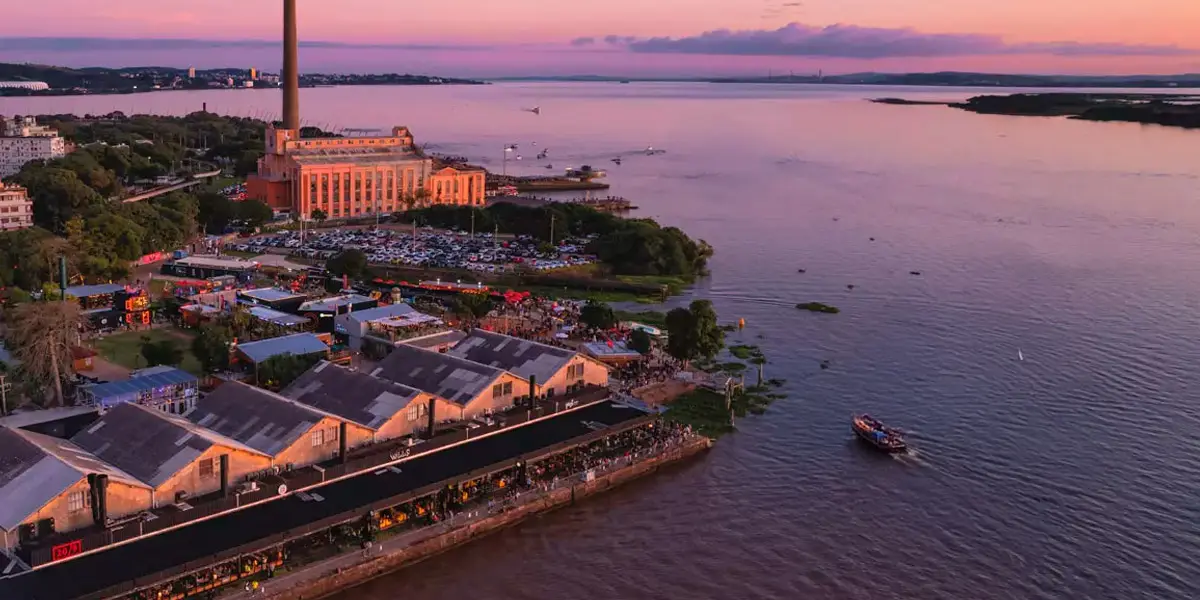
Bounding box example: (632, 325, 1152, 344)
(708, 71, 1200, 88)
(0, 62, 485, 96)
(489, 71, 1200, 88)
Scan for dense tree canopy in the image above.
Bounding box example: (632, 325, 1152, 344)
(628, 328, 653, 355)
(580, 300, 618, 330)
(326, 249, 370, 281)
(664, 300, 725, 363)
(192, 323, 233, 373)
(237, 199, 274, 229)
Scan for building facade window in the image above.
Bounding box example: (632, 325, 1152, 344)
(67, 490, 89, 513)
(310, 429, 324, 447)
(198, 457, 215, 479)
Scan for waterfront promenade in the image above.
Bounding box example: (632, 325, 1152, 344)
(219, 435, 708, 600)
(0, 401, 651, 600)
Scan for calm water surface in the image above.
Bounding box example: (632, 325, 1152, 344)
(5, 83, 1200, 599)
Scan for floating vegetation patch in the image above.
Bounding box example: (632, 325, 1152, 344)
(796, 302, 840, 314)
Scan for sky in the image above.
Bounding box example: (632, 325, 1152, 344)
(2, 0, 1199, 76)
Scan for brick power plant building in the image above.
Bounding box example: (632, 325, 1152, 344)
(247, 0, 485, 218)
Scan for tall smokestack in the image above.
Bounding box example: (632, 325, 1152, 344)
(282, 0, 300, 131)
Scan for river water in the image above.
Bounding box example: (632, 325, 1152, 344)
(4, 83, 1199, 599)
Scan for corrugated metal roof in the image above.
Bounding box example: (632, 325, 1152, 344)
(372, 345, 503, 407)
(63, 283, 125, 298)
(0, 427, 147, 530)
(299, 295, 376, 313)
(283, 361, 420, 430)
(186, 382, 324, 457)
(448, 329, 575, 384)
(248, 306, 310, 327)
(401, 330, 468, 350)
(240, 288, 306, 302)
(84, 368, 198, 403)
(236, 333, 328, 363)
(343, 303, 416, 325)
(71, 404, 217, 489)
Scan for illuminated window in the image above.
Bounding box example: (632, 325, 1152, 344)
(198, 458, 215, 478)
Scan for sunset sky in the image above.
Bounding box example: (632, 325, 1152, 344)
(2, 0, 1198, 76)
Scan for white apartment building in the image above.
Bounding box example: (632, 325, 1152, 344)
(0, 116, 68, 179)
(0, 184, 34, 231)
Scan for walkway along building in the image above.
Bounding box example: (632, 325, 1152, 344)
(69, 404, 272, 509)
(0, 427, 151, 550)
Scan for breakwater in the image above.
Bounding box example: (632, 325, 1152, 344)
(224, 436, 711, 600)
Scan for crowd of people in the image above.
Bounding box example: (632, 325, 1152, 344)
(610, 354, 683, 394)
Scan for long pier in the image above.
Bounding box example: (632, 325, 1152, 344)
(0, 401, 658, 600)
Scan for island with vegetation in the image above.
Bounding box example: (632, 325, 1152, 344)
(0, 62, 485, 96)
(796, 302, 840, 314)
(951, 93, 1200, 129)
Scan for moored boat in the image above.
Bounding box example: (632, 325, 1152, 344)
(852, 414, 907, 453)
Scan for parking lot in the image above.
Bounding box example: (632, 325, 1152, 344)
(226, 228, 597, 273)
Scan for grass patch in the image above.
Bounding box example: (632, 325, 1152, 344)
(728, 344, 763, 360)
(614, 309, 667, 328)
(666, 388, 782, 437)
(220, 249, 259, 259)
(93, 329, 202, 375)
(518, 286, 656, 303)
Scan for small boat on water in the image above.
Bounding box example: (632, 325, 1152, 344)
(852, 414, 907, 453)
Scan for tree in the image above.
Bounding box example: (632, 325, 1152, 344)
(326, 249, 369, 281)
(580, 300, 617, 330)
(141, 338, 183, 367)
(237, 199, 274, 229)
(455, 293, 495, 321)
(628, 328, 652, 355)
(310, 208, 328, 224)
(192, 324, 233, 373)
(257, 353, 320, 390)
(197, 191, 235, 234)
(664, 299, 724, 363)
(5, 301, 82, 407)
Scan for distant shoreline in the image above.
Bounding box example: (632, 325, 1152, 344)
(0, 81, 488, 98)
(877, 92, 1200, 130)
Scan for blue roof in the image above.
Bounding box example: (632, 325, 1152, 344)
(85, 368, 198, 403)
(237, 333, 328, 363)
(64, 284, 125, 298)
(240, 288, 306, 302)
(248, 306, 310, 327)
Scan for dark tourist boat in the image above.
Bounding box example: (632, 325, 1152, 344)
(852, 414, 907, 453)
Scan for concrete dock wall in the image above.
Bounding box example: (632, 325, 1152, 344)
(242, 437, 711, 600)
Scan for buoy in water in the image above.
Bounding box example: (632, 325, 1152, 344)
(738, 318, 745, 330)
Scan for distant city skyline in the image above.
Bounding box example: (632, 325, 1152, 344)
(2, 0, 1199, 76)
